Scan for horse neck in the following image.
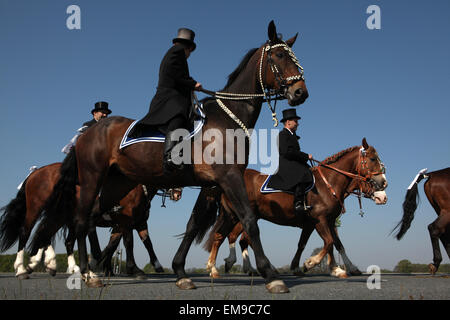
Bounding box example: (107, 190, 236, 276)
(220, 51, 264, 129)
(319, 149, 360, 198)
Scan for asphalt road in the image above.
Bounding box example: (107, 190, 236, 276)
(1, 272, 449, 301)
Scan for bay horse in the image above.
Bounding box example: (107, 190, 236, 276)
(29, 21, 309, 293)
(0, 163, 166, 279)
(203, 138, 388, 279)
(393, 167, 450, 275)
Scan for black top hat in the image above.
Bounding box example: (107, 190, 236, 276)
(172, 28, 196, 51)
(280, 108, 301, 122)
(91, 101, 111, 115)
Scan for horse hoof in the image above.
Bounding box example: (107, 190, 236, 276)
(17, 273, 30, 280)
(47, 268, 57, 277)
(135, 273, 147, 280)
(85, 278, 104, 288)
(210, 271, 220, 279)
(428, 263, 437, 275)
(292, 269, 305, 277)
(349, 269, 362, 276)
(265, 280, 289, 294)
(26, 266, 34, 274)
(176, 278, 196, 290)
(155, 267, 165, 273)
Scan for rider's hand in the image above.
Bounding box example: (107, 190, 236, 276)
(194, 82, 202, 91)
(308, 154, 313, 160)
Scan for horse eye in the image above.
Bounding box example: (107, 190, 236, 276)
(276, 52, 284, 58)
(370, 158, 377, 162)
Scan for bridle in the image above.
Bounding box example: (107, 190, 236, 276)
(200, 40, 305, 136)
(313, 147, 386, 215)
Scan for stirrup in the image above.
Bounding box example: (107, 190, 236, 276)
(294, 201, 312, 213)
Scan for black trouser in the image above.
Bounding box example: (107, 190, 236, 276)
(164, 116, 187, 166)
(294, 182, 311, 207)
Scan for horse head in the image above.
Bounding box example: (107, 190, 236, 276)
(358, 138, 388, 203)
(262, 20, 309, 106)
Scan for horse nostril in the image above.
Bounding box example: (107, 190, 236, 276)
(294, 88, 303, 97)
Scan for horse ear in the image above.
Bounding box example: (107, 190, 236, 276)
(268, 20, 278, 42)
(362, 137, 369, 149)
(285, 33, 298, 47)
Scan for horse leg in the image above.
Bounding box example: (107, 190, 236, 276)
(206, 231, 225, 279)
(239, 232, 259, 276)
(74, 186, 103, 287)
(15, 226, 33, 279)
(224, 223, 243, 273)
(218, 170, 287, 293)
(65, 225, 80, 274)
(123, 229, 146, 279)
(87, 228, 102, 272)
(326, 246, 347, 279)
(304, 218, 334, 272)
(330, 225, 361, 276)
(290, 222, 315, 277)
(99, 229, 122, 277)
(43, 245, 57, 276)
(172, 187, 222, 290)
(427, 213, 449, 275)
(26, 248, 44, 275)
(138, 228, 164, 273)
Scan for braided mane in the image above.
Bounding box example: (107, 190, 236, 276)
(311, 146, 360, 171)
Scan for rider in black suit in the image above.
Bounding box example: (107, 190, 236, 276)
(267, 108, 314, 214)
(132, 28, 202, 172)
(82, 101, 112, 129)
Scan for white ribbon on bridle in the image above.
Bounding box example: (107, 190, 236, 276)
(211, 41, 305, 137)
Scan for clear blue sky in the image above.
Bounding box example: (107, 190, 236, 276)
(1, 0, 449, 272)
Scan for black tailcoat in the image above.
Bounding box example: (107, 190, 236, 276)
(138, 44, 197, 128)
(267, 128, 313, 191)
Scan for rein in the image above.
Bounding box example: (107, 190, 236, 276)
(199, 40, 304, 132)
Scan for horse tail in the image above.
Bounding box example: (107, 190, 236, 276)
(175, 187, 221, 243)
(203, 206, 226, 252)
(0, 182, 27, 252)
(28, 148, 78, 255)
(393, 168, 428, 240)
(193, 187, 222, 245)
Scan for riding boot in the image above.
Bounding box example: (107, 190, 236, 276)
(294, 183, 312, 214)
(163, 131, 184, 173)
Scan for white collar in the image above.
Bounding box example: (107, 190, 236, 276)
(285, 127, 295, 135)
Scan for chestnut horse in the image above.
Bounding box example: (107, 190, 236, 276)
(0, 163, 166, 279)
(393, 167, 450, 274)
(29, 21, 308, 293)
(204, 138, 388, 279)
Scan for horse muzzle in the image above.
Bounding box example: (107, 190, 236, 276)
(285, 82, 308, 106)
(372, 190, 388, 205)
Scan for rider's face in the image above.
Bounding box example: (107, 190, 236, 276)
(285, 119, 298, 132)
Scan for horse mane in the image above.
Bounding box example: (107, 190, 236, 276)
(222, 47, 259, 90)
(311, 146, 360, 170)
